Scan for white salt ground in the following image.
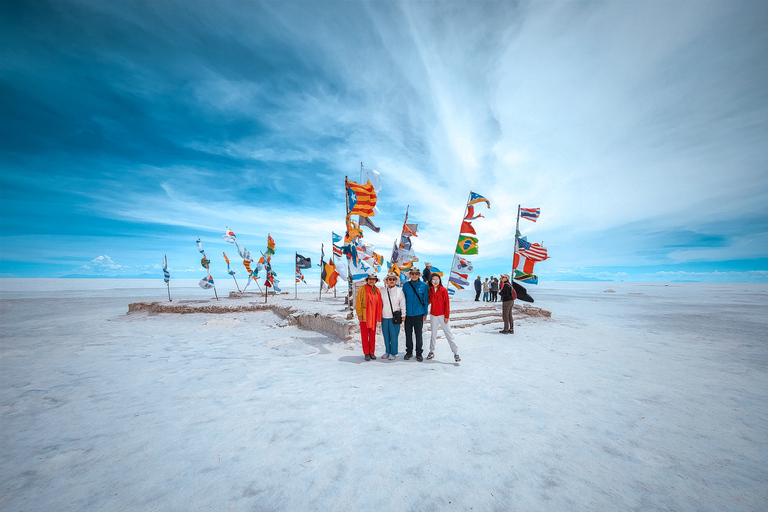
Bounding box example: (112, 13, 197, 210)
(1, 280, 767, 511)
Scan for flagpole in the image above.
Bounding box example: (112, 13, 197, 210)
(511, 204, 521, 280)
(319, 244, 324, 302)
(165, 254, 172, 302)
(345, 176, 353, 312)
(295, 251, 298, 299)
(212, 277, 219, 301)
(232, 273, 241, 292)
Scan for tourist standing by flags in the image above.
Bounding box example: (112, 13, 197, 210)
(474, 276, 482, 301)
(402, 267, 428, 361)
(355, 273, 382, 361)
(380, 272, 406, 361)
(489, 276, 498, 302)
(482, 278, 489, 302)
(426, 274, 460, 362)
(498, 274, 517, 334)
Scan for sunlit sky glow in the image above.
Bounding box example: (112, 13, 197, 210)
(1, 0, 767, 283)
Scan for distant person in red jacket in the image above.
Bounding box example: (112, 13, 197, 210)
(427, 275, 460, 362)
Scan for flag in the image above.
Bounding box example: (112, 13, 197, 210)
(196, 237, 204, 254)
(296, 253, 312, 269)
(222, 227, 237, 243)
(243, 259, 258, 278)
(334, 255, 348, 281)
(296, 269, 306, 284)
(514, 270, 538, 285)
(519, 243, 548, 262)
(332, 232, 342, 244)
(343, 243, 360, 267)
(162, 255, 170, 283)
(223, 252, 236, 275)
(201, 256, 210, 269)
(346, 180, 377, 217)
(323, 260, 340, 289)
(237, 244, 252, 262)
(333, 244, 343, 258)
(523, 258, 536, 274)
(459, 221, 476, 235)
(449, 271, 469, 288)
(372, 252, 384, 270)
(429, 266, 444, 278)
(265, 234, 276, 255)
(516, 236, 531, 251)
(464, 205, 485, 221)
(520, 207, 540, 222)
(199, 274, 214, 289)
(452, 257, 473, 274)
(513, 252, 520, 270)
(358, 215, 381, 233)
(456, 235, 479, 255)
(468, 191, 491, 209)
(403, 223, 418, 237)
(346, 218, 363, 240)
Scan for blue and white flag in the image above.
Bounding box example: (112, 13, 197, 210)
(163, 255, 170, 283)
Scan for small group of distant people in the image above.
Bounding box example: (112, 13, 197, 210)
(355, 263, 460, 363)
(474, 274, 517, 333)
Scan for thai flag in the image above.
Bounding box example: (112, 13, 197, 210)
(520, 208, 540, 222)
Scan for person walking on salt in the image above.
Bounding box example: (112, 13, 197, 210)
(426, 274, 460, 362)
(355, 273, 382, 361)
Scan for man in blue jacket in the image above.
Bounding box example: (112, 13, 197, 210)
(474, 275, 482, 301)
(402, 267, 429, 361)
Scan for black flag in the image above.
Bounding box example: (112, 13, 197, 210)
(296, 253, 312, 269)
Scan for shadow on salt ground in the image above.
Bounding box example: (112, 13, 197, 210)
(337, 355, 459, 366)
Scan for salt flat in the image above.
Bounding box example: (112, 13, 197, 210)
(1, 280, 766, 511)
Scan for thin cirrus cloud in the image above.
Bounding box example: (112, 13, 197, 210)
(0, 0, 766, 281)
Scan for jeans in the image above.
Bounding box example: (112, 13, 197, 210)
(404, 315, 424, 355)
(482, 292, 489, 301)
(381, 318, 400, 355)
(429, 315, 458, 354)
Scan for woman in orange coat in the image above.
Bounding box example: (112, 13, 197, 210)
(355, 273, 383, 361)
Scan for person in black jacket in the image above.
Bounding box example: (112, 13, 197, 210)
(499, 274, 517, 334)
(474, 276, 482, 301)
(422, 262, 433, 284)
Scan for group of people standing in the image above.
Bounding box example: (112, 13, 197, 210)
(474, 274, 517, 333)
(355, 264, 460, 363)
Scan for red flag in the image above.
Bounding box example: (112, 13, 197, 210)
(460, 221, 476, 235)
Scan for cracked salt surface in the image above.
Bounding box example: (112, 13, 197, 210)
(1, 280, 767, 511)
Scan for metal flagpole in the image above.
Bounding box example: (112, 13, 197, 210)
(212, 276, 219, 301)
(345, 176, 353, 311)
(165, 254, 172, 302)
(511, 204, 521, 280)
(295, 251, 298, 299)
(319, 244, 324, 301)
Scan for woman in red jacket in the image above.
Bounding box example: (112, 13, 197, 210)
(427, 275, 460, 362)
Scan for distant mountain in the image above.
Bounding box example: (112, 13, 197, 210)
(550, 275, 613, 282)
(59, 273, 160, 279)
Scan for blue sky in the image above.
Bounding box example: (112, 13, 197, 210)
(1, 0, 767, 284)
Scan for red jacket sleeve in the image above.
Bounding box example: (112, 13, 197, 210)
(442, 287, 450, 319)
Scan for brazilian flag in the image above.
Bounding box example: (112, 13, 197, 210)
(456, 235, 479, 255)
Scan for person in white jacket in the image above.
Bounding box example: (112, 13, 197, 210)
(380, 272, 406, 360)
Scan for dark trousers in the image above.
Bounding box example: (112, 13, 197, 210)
(404, 315, 424, 355)
(475, 289, 481, 301)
